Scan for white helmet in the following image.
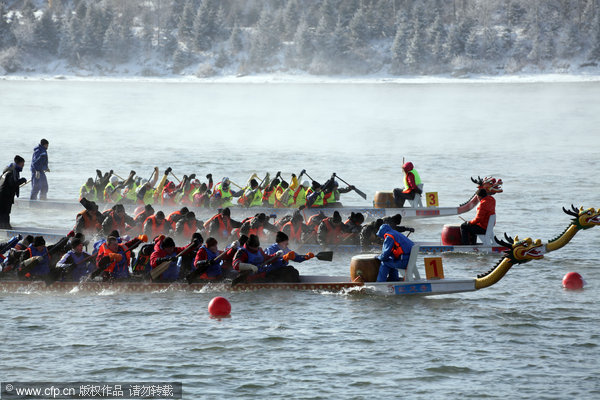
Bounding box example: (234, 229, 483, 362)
(302, 180, 309, 187)
(110, 176, 119, 184)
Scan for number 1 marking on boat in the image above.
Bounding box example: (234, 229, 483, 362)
(424, 257, 444, 279)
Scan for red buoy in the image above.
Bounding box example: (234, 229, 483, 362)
(208, 296, 231, 317)
(562, 272, 584, 290)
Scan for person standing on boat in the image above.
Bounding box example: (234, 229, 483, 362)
(376, 224, 414, 282)
(30, 139, 50, 201)
(393, 161, 422, 207)
(460, 188, 495, 245)
(0, 155, 27, 229)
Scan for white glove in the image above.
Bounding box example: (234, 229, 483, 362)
(274, 250, 284, 257)
(238, 262, 258, 273)
(230, 240, 240, 249)
(35, 171, 40, 179)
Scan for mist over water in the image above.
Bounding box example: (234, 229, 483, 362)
(0, 80, 599, 399)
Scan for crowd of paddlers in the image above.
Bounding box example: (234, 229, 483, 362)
(80, 168, 365, 210)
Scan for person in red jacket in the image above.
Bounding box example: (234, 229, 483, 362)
(393, 161, 423, 207)
(460, 189, 496, 244)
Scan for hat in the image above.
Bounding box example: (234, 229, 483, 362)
(275, 231, 289, 243)
(70, 238, 83, 248)
(247, 234, 260, 248)
(192, 232, 204, 245)
(156, 211, 165, 219)
(221, 207, 231, 217)
(332, 211, 341, 224)
(301, 180, 309, 187)
(32, 236, 45, 247)
(206, 237, 218, 248)
(162, 237, 175, 248)
(145, 204, 154, 213)
(180, 207, 189, 214)
(239, 234, 249, 247)
(86, 178, 94, 185)
(110, 230, 120, 238)
(110, 176, 119, 184)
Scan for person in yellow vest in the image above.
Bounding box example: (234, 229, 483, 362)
(305, 181, 325, 208)
(79, 178, 97, 201)
(239, 179, 263, 207)
(104, 175, 122, 203)
(393, 161, 423, 207)
(293, 180, 309, 208)
(211, 177, 242, 208)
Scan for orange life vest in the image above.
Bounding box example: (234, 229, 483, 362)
(384, 233, 404, 259)
(282, 221, 302, 242)
(144, 215, 166, 237)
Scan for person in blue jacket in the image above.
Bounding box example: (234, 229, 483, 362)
(30, 139, 50, 200)
(376, 224, 414, 282)
(264, 231, 314, 271)
(56, 238, 94, 281)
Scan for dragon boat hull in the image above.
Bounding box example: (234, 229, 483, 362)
(15, 196, 479, 221)
(0, 276, 476, 296)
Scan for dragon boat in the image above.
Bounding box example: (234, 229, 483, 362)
(1, 206, 597, 296)
(14, 176, 502, 221)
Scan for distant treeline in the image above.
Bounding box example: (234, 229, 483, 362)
(1, 0, 599, 76)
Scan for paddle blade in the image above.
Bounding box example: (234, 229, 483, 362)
(353, 187, 367, 200)
(316, 251, 333, 261)
(150, 261, 171, 281)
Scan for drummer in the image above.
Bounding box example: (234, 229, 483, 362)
(376, 224, 414, 282)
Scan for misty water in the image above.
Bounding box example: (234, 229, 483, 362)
(1, 79, 599, 399)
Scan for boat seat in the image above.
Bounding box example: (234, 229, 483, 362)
(403, 244, 421, 282)
(408, 184, 424, 208)
(477, 214, 496, 246)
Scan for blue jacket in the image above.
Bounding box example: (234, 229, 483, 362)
(57, 250, 94, 281)
(376, 224, 413, 270)
(265, 243, 306, 270)
(26, 244, 50, 276)
(31, 144, 48, 173)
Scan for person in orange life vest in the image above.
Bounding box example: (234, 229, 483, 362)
(101, 204, 134, 237)
(341, 212, 365, 245)
(205, 207, 242, 242)
(239, 213, 278, 239)
(150, 236, 196, 281)
(175, 211, 200, 241)
(376, 224, 414, 282)
(281, 211, 311, 243)
(460, 188, 496, 245)
(161, 181, 180, 206)
(265, 231, 314, 271)
(74, 199, 103, 235)
(96, 235, 145, 280)
(261, 178, 280, 206)
(393, 161, 423, 207)
(317, 211, 353, 246)
(143, 210, 168, 239)
(131, 204, 154, 234)
(167, 207, 189, 230)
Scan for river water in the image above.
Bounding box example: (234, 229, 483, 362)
(0, 79, 599, 399)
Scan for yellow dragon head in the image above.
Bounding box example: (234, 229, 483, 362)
(563, 205, 600, 230)
(495, 233, 544, 264)
(471, 176, 503, 195)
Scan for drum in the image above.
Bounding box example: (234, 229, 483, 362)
(350, 253, 381, 282)
(373, 191, 395, 208)
(441, 224, 463, 245)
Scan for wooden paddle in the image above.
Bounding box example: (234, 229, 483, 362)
(314, 251, 333, 261)
(332, 173, 367, 200)
(150, 240, 196, 281)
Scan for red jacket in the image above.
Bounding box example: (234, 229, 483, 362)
(470, 196, 496, 229)
(150, 238, 187, 268)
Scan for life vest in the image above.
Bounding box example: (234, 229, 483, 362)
(195, 246, 221, 280)
(307, 214, 325, 232)
(212, 183, 233, 207)
(403, 169, 422, 191)
(322, 218, 342, 244)
(142, 188, 155, 205)
(294, 187, 307, 207)
(76, 210, 99, 231)
(204, 214, 232, 235)
(26, 245, 50, 276)
(123, 181, 139, 202)
(240, 247, 265, 266)
(180, 219, 197, 239)
(97, 242, 130, 278)
(282, 221, 302, 242)
(167, 211, 184, 229)
(262, 186, 277, 205)
(239, 188, 262, 207)
(79, 184, 97, 202)
(306, 188, 324, 207)
(144, 215, 166, 237)
(104, 183, 122, 203)
(384, 233, 405, 259)
(106, 210, 126, 232)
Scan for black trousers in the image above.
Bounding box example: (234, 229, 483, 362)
(460, 222, 486, 245)
(393, 188, 415, 207)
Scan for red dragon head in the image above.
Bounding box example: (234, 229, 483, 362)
(472, 176, 503, 195)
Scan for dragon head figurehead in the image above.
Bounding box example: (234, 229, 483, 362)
(471, 176, 503, 195)
(495, 233, 544, 264)
(563, 205, 600, 230)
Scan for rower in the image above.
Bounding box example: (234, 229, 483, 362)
(174, 211, 200, 242)
(293, 180, 310, 207)
(150, 236, 195, 281)
(239, 213, 278, 240)
(104, 175, 123, 203)
(317, 211, 352, 246)
(393, 161, 423, 207)
(341, 212, 365, 245)
(376, 224, 414, 282)
(232, 234, 281, 284)
(204, 208, 242, 243)
(102, 204, 135, 237)
(79, 178, 98, 201)
(281, 211, 310, 244)
(211, 177, 241, 208)
(460, 188, 496, 245)
(263, 231, 313, 282)
(95, 235, 144, 280)
(55, 238, 94, 281)
(238, 178, 263, 207)
(18, 236, 50, 279)
(74, 199, 103, 236)
(167, 207, 189, 230)
(191, 237, 223, 281)
(143, 210, 168, 239)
